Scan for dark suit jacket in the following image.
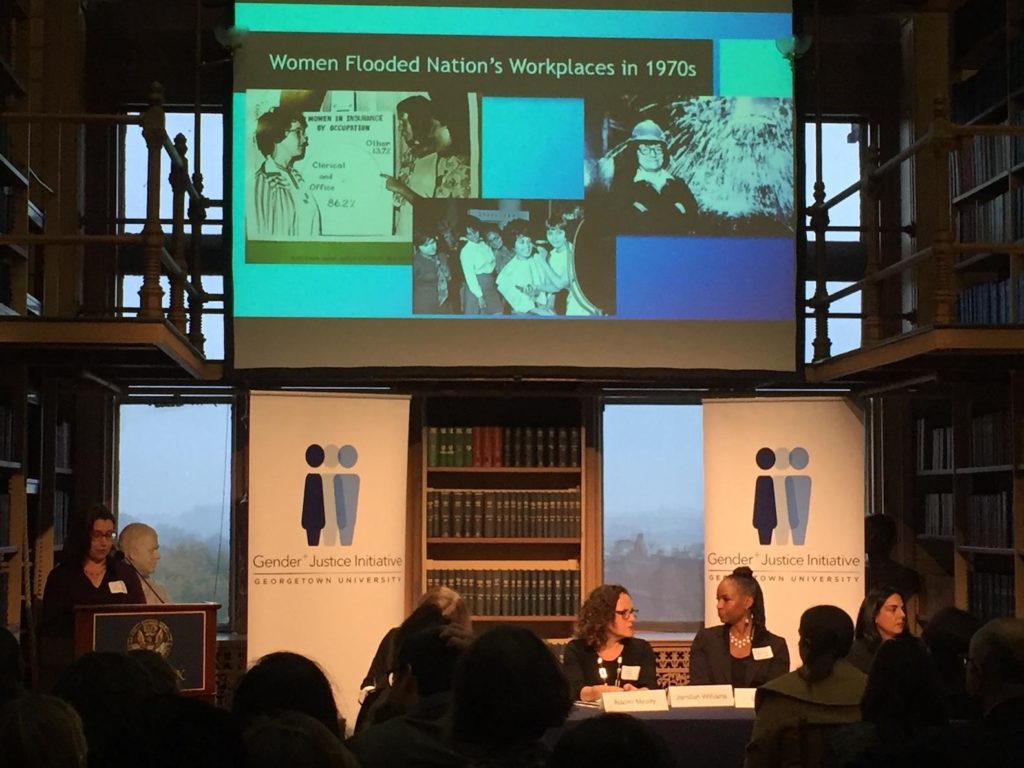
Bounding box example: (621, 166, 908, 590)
(688, 625, 790, 688)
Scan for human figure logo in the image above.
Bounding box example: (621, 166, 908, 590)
(752, 446, 812, 546)
(301, 442, 362, 546)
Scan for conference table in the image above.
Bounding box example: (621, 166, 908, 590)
(547, 703, 755, 768)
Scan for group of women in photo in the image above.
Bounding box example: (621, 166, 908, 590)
(412, 213, 593, 317)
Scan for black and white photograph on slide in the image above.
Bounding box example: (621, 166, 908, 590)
(245, 89, 478, 242)
(411, 199, 615, 317)
(585, 95, 795, 237)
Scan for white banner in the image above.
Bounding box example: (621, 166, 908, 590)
(247, 391, 411, 729)
(703, 398, 865, 669)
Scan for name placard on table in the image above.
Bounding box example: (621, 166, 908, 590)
(601, 689, 670, 712)
(667, 684, 735, 708)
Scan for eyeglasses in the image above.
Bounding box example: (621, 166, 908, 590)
(614, 608, 639, 618)
(90, 531, 116, 541)
(637, 144, 664, 156)
(286, 125, 307, 139)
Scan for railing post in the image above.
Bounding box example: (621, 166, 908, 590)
(931, 96, 956, 325)
(187, 168, 207, 354)
(809, 180, 832, 362)
(168, 134, 189, 334)
(862, 142, 882, 344)
(139, 83, 166, 320)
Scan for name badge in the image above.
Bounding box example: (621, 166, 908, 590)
(621, 664, 641, 682)
(752, 646, 774, 661)
(108, 580, 128, 594)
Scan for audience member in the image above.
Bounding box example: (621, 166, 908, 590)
(347, 623, 468, 768)
(847, 587, 908, 673)
(245, 711, 359, 768)
(123, 693, 244, 768)
(53, 651, 160, 767)
(829, 635, 949, 767)
(959, 617, 1024, 767)
(864, 514, 922, 633)
(562, 584, 657, 702)
(232, 651, 341, 738)
(0, 693, 88, 768)
(127, 649, 180, 696)
(452, 625, 572, 768)
(744, 605, 866, 768)
(921, 606, 982, 720)
(690, 566, 790, 688)
(355, 587, 471, 732)
(545, 712, 677, 768)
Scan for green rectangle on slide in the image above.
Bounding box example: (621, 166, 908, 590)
(719, 39, 791, 97)
(245, 241, 411, 265)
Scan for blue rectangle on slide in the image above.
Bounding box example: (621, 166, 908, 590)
(482, 98, 583, 200)
(616, 237, 793, 320)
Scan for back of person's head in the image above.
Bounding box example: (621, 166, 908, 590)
(865, 513, 898, 560)
(127, 649, 179, 696)
(921, 607, 982, 681)
(861, 635, 947, 734)
(453, 625, 571, 750)
(967, 617, 1024, 703)
(418, 585, 471, 630)
(798, 605, 855, 682)
(54, 650, 158, 762)
(232, 651, 340, 737)
(0, 627, 25, 705)
(124, 693, 244, 768)
(397, 624, 464, 697)
(0, 693, 87, 768)
(854, 586, 904, 649)
(546, 713, 677, 768)
(243, 711, 359, 768)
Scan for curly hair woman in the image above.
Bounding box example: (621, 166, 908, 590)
(561, 584, 657, 702)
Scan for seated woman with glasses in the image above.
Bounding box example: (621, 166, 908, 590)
(689, 566, 790, 689)
(562, 584, 657, 702)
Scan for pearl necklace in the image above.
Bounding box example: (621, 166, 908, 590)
(729, 621, 753, 648)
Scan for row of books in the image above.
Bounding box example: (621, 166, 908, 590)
(922, 492, 954, 537)
(968, 410, 1013, 466)
(954, 190, 1008, 243)
(0, 402, 15, 463)
(427, 426, 581, 468)
(971, 570, 1015, 623)
(55, 421, 72, 471)
(965, 491, 1012, 548)
(950, 132, 1010, 197)
(426, 568, 581, 617)
(915, 418, 954, 471)
(426, 489, 581, 539)
(53, 489, 70, 549)
(956, 276, 1020, 325)
(951, 57, 1007, 124)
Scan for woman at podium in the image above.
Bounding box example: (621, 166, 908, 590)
(41, 503, 146, 631)
(562, 584, 657, 702)
(689, 566, 789, 688)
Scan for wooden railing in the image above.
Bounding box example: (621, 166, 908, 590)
(806, 97, 1024, 363)
(0, 83, 212, 354)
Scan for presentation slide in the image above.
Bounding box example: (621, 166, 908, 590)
(232, 1, 797, 374)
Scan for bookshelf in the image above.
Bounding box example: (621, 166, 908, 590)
(418, 396, 593, 638)
(909, 379, 1024, 623)
(948, 0, 1024, 326)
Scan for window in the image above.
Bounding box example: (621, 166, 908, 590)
(602, 404, 704, 627)
(120, 274, 225, 360)
(117, 403, 232, 625)
(805, 280, 861, 363)
(804, 122, 861, 241)
(121, 111, 224, 235)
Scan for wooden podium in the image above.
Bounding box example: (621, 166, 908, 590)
(73, 603, 219, 696)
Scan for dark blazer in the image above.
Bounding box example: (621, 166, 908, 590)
(561, 636, 658, 700)
(688, 624, 790, 688)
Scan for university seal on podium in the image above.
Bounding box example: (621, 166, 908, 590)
(126, 618, 174, 658)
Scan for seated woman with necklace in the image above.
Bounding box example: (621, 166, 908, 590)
(689, 566, 789, 688)
(562, 584, 657, 702)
